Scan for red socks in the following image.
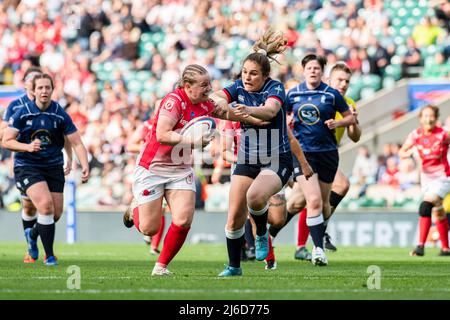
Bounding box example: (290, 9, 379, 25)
(436, 218, 449, 250)
(297, 208, 310, 247)
(418, 216, 431, 246)
(133, 207, 141, 233)
(151, 215, 165, 250)
(265, 235, 275, 262)
(158, 222, 190, 266)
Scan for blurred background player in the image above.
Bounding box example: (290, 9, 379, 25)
(124, 100, 167, 255)
(285, 54, 355, 266)
(399, 105, 450, 256)
(2, 73, 89, 266)
(269, 62, 361, 259)
(0, 67, 74, 263)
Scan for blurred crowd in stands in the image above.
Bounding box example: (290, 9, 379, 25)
(0, 0, 449, 210)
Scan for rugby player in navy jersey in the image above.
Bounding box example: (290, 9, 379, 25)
(0, 67, 73, 263)
(2, 74, 89, 266)
(286, 54, 355, 266)
(210, 30, 312, 277)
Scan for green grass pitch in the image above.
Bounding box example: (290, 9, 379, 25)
(1, 243, 449, 300)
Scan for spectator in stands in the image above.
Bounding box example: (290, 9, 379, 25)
(422, 51, 450, 78)
(351, 146, 377, 186)
(401, 38, 423, 78)
(397, 158, 419, 191)
(296, 23, 318, 49)
(369, 36, 390, 76)
(0, 0, 448, 210)
(346, 47, 362, 74)
(316, 20, 342, 51)
(412, 16, 446, 47)
(375, 155, 387, 183)
(432, 0, 450, 33)
(358, 47, 379, 76)
(379, 156, 400, 188)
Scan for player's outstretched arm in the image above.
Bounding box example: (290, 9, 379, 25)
(209, 91, 268, 125)
(66, 131, 90, 183)
(234, 97, 280, 121)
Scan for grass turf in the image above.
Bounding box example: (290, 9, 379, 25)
(0, 243, 449, 300)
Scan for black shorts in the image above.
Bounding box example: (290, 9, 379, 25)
(233, 153, 293, 186)
(293, 150, 339, 184)
(14, 166, 65, 197)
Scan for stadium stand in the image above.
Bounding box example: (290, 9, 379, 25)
(0, 0, 448, 210)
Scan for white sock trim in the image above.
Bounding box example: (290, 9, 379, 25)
(37, 214, 54, 225)
(248, 202, 269, 216)
(21, 210, 37, 221)
(225, 227, 245, 239)
(306, 214, 324, 227)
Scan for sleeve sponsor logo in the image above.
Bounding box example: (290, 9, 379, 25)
(163, 98, 177, 111)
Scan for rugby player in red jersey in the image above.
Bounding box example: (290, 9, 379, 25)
(399, 105, 450, 256)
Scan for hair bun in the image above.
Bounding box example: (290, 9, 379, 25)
(256, 48, 267, 56)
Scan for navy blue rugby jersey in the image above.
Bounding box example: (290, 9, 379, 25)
(223, 78, 291, 164)
(8, 100, 77, 167)
(2, 93, 31, 122)
(287, 81, 349, 152)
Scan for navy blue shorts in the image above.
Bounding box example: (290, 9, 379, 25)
(233, 152, 293, 186)
(293, 150, 339, 184)
(14, 166, 65, 197)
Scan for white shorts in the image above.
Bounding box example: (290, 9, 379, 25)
(132, 166, 196, 205)
(421, 175, 450, 199)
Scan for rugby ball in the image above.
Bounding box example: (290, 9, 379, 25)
(180, 116, 217, 140)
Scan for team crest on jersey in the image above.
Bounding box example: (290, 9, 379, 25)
(321, 95, 326, 103)
(238, 95, 245, 102)
(31, 129, 52, 149)
(298, 104, 320, 125)
(163, 98, 176, 111)
(274, 86, 283, 94)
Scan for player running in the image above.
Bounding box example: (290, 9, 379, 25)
(0, 67, 74, 263)
(399, 105, 450, 256)
(210, 30, 312, 277)
(123, 64, 265, 276)
(269, 62, 361, 260)
(2, 73, 89, 265)
(124, 104, 167, 256)
(284, 54, 355, 266)
(220, 119, 297, 270)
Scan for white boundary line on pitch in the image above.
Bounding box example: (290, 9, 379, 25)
(1, 288, 450, 294)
